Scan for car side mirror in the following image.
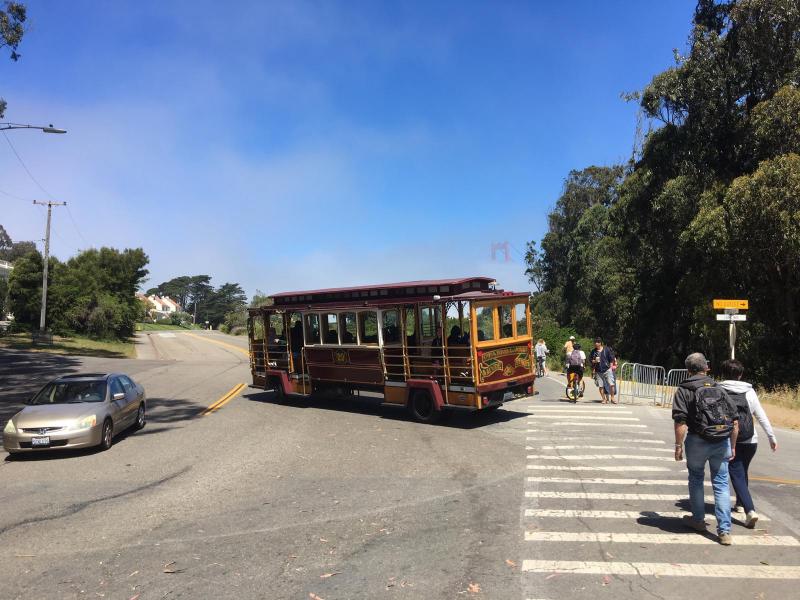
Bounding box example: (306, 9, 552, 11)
(113, 392, 125, 401)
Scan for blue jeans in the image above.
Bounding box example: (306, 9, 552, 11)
(729, 443, 758, 513)
(684, 433, 732, 534)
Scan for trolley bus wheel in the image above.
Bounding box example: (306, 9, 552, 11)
(409, 390, 442, 424)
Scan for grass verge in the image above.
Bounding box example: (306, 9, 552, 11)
(0, 333, 135, 359)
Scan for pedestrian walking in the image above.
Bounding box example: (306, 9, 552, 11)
(719, 359, 778, 529)
(672, 352, 739, 545)
(535, 338, 549, 377)
(589, 337, 616, 404)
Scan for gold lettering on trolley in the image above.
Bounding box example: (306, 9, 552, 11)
(479, 358, 504, 379)
(481, 345, 527, 361)
(514, 353, 532, 371)
(333, 349, 349, 365)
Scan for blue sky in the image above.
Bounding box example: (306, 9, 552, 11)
(1, 0, 696, 298)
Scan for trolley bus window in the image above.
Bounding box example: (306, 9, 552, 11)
(340, 312, 357, 344)
(359, 311, 379, 345)
(304, 313, 321, 345)
(499, 304, 513, 339)
(405, 307, 417, 347)
(323, 313, 339, 344)
(420, 306, 439, 340)
(268, 314, 285, 344)
(382, 310, 401, 344)
(515, 302, 529, 337)
(475, 305, 496, 341)
(252, 314, 265, 341)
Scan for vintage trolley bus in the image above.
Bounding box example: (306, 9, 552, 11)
(246, 277, 534, 422)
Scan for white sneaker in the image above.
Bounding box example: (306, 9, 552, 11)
(745, 511, 759, 529)
(733, 505, 745, 514)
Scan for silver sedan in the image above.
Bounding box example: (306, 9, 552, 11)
(3, 373, 146, 454)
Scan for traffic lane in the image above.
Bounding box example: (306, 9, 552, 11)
(140, 330, 248, 362)
(1, 333, 249, 450)
(0, 387, 529, 599)
(0, 348, 166, 445)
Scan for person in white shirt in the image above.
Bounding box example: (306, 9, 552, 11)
(534, 339, 549, 375)
(719, 359, 778, 529)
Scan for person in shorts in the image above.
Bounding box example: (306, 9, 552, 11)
(589, 337, 616, 404)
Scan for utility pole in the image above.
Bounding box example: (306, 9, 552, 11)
(33, 200, 66, 332)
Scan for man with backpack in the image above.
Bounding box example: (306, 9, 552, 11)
(672, 352, 739, 545)
(719, 359, 778, 530)
(589, 337, 616, 404)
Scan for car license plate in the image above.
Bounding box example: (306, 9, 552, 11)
(31, 436, 50, 447)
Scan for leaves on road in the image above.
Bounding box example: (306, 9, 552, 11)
(162, 561, 184, 574)
(319, 572, 340, 579)
(309, 594, 325, 600)
(467, 582, 481, 594)
(505, 559, 517, 568)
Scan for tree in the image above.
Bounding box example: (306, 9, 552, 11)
(7, 249, 42, 326)
(526, 0, 800, 385)
(0, 1, 26, 119)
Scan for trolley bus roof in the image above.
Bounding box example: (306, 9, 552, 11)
(261, 277, 528, 309)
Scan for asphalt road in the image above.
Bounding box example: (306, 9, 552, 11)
(0, 334, 798, 599)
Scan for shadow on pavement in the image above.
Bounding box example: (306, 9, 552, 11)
(241, 389, 529, 430)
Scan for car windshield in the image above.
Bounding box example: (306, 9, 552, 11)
(30, 381, 107, 405)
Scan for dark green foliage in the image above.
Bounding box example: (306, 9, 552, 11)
(0, 1, 26, 118)
(527, 0, 800, 386)
(6, 250, 44, 325)
(8, 247, 149, 339)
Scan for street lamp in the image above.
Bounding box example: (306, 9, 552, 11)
(0, 122, 67, 134)
(1, 121, 68, 337)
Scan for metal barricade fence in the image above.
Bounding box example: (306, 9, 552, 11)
(617, 362, 666, 405)
(661, 368, 689, 407)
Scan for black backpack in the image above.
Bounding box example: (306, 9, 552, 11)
(690, 382, 735, 441)
(728, 391, 754, 443)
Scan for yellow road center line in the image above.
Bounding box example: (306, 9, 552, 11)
(185, 332, 249, 356)
(750, 475, 800, 486)
(202, 383, 246, 416)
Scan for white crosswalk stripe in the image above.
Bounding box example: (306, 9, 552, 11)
(527, 454, 673, 461)
(527, 436, 664, 443)
(527, 428, 654, 434)
(528, 464, 673, 472)
(524, 531, 799, 545)
(529, 415, 641, 421)
(533, 445, 673, 452)
(526, 476, 701, 486)
(528, 421, 650, 427)
(527, 409, 634, 414)
(525, 491, 729, 501)
(522, 560, 800, 579)
(523, 509, 770, 521)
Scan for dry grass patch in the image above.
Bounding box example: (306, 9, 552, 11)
(758, 386, 800, 431)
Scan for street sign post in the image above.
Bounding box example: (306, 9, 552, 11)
(713, 299, 748, 359)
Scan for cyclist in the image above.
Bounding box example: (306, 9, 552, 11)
(534, 338, 549, 377)
(566, 342, 586, 401)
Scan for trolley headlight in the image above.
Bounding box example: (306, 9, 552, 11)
(72, 415, 97, 430)
(3, 419, 16, 434)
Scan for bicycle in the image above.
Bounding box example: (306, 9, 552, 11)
(536, 356, 546, 379)
(566, 370, 585, 402)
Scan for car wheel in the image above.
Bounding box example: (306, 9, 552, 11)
(134, 403, 146, 430)
(100, 419, 113, 451)
(409, 390, 442, 424)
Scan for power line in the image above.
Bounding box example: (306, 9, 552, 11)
(65, 203, 90, 248)
(0, 187, 35, 201)
(1, 130, 57, 200)
(1, 129, 88, 250)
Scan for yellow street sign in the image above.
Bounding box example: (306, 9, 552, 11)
(713, 299, 749, 310)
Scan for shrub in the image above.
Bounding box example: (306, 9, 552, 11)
(229, 325, 247, 336)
